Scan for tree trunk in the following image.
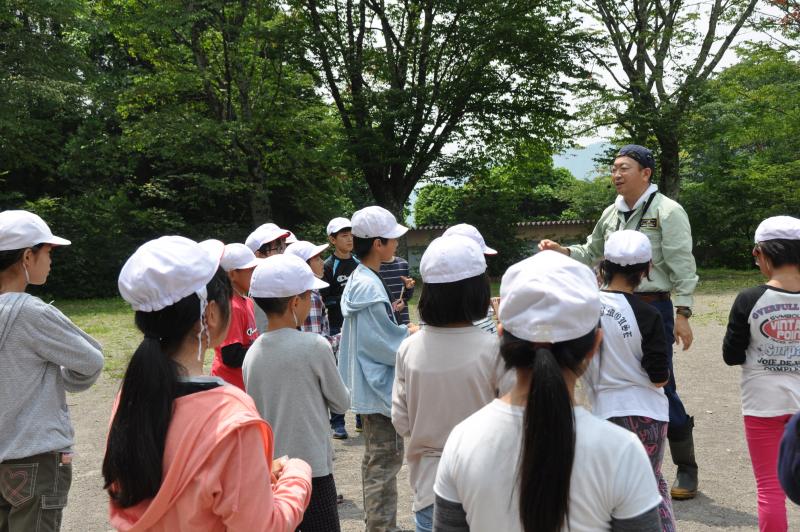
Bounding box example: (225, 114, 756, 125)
(656, 132, 680, 199)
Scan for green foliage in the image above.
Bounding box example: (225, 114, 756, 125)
(682, 46, 800, 268)
(557, 175, 615, 221)
(414, 184, 461, 226)
(302, 0, 589, 213)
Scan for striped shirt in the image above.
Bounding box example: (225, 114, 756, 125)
(380, 257, 414, 324)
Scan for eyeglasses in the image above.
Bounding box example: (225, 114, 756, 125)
(610, 164, 635, 175)
(260, 241, 286, 255)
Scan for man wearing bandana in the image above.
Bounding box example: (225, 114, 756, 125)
(539, 144, 700, 500)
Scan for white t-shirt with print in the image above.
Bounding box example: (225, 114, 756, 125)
(434, 400, 661, 532)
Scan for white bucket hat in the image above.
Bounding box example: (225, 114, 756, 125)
(285, 240, 329, 262)
(499, 251, 601, 344)
(118, 236, 224, 313)
(351, 206, 408, 239)
(0, 210, 71, 251)
(245, 223, 291, 252)
(755, 216, 800, 243)
(220, 243, 261, 272)
(421, 235, 486, 284)
(442, 223, 497, 255)
(604, 230, 652, 266)
(250, 254, 329, 298)
(327, 217, 352, 236)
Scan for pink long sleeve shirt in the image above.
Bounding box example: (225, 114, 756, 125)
(109, 385, 312, 531)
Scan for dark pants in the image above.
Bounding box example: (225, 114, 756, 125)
(296, 474, 341, 532)
(0, 452, 72, 532)
(649, 299, 691, 429)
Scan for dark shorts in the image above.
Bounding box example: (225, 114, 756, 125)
(0, 452, 72, 532)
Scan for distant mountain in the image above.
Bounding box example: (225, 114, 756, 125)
(553, 141, 611, 181)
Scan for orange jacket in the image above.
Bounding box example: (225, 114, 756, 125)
(109, 385, 312, 531)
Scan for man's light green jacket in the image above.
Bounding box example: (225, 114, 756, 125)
(567, 189, 698, 308)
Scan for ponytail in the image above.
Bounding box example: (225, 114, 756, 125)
(103, 268, 231, 507)
(501, 330, 598, 532)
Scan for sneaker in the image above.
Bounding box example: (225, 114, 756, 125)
(332, 426, 348, 439)
(355, 414, 363, 432)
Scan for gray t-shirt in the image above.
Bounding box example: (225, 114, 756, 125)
(242, 327, 350, 477)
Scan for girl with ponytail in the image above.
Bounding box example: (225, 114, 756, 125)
(103, 236, 312, 531)
(433, 251, 663, 532)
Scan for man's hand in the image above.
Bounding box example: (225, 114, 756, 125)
(674, 315, 693, 350)
(538, 239, 570, 255)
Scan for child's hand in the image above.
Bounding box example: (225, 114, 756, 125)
(407, 323, 420, 334)
(272, 455, 289, 479)
(392, 299, 406, 312)
(490, 297, 501, 316)
(400, 276, 416, 289)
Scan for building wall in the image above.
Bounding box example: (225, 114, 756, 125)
(405, 221, 594, 271)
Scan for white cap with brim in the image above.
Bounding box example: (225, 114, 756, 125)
(499, 251, 601, 344)
(250, 254, 329, 298)
(351, 206, 408, 239)
(285, 241, 329, 262)
(245, 223, 291, 252)
(604, 230, 652, 266)
(327, 217, 352, 236)
(421, 235, 486, 284)
(0, 210, 71, 251)
(443, 223, 498, 255)
(118, 236, 224, 312)
(220, 243, 262, 272)
(755, 216, 800, 243)
(285, 231, 298, 244)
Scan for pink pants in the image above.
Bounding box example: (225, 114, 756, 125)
(744, 414, 793, 532)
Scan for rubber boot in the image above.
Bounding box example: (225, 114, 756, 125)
(668, 416, 699, 500)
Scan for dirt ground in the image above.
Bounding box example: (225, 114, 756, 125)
(62, 292, 800, 531)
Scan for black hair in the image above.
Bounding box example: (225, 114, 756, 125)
(418, 273, 490, 326)
(758, 239, 800, 269)
(253, 292, 309, 316)
(330, 228, 352, 238)
(500, 328, 599, 532)
(598, 260, 651, 289)
(353, 236, 388, 260)
(257, 237, 286, 255)
(0, 244, 46, 272)
(102, 267, 232, 508)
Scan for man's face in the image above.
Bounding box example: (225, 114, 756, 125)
(610, 156, 651, 198)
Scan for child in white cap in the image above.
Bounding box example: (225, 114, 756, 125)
(320, 217, 359, 437)
(584, 229, 674, 531)
(392, 234, 509, 532)
(339, 205, 419, 531)
(723, 216, 800, 532)
(208, 243, 261, 390)
(434, 251, 662, 531)
(105, 236, 311, 531)
(243, 254, 350, 532)
(0, 210, 104, 532)
(286, 240, 340, 353)
(246, 223, 290, 332)
(442, 223, 499, 334)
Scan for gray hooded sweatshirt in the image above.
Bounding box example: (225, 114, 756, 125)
(0, 292, 104, 461)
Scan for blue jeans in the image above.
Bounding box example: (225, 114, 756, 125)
(414, 504, 433, 532)
(648, 299, 691, 429)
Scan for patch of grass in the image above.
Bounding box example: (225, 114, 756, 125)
(696, 268, 762, 294)
(58, 298, 138, 378)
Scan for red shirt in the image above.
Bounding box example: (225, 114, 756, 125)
(212, 295, 259, 390)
